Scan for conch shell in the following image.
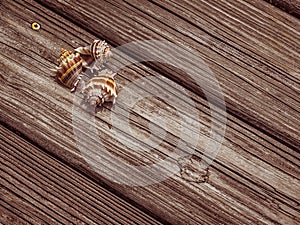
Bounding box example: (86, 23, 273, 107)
(82, 69, 118, 106)
(54, 48, 83, 92)
(74, 40, 113, 72)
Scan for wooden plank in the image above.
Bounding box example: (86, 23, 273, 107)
(0, 203, 31, 225)
(36, 0, 300, 152)
(0, 125, 163, 225)
(0, 0, 299, 224)
(264, 0, 300, 18)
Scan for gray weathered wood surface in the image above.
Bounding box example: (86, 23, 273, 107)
(0, 125, 162, 225)
(37, 0, 300, 151)
(0, 0, 299, 224)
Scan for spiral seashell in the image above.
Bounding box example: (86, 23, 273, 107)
(90, 40, 113, 61)
(74, 40, 113, 72)
(82, 69, 118, 106)
(54, 48, 83, 92)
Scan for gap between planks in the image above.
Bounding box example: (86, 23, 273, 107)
(0, 0, 299, 224)
(36, 0, 300, 152)
(0, 124, 164, 225)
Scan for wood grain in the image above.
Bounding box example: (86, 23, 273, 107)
(265, 0, 300, 18)
(36, 0, 300, 151)
(0, 124, 163, 225)
(0, 0, 299, 224)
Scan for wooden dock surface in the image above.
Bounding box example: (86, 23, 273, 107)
(0, 0, 299, 224)
(265, 0, 300, 18)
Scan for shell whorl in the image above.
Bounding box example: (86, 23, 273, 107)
(55, 48, 83, 90)
(74, 40, 112, 71)
(58, 49, 74, 63)
(90, 40, 113, 62)
(82, 70, 117, 106)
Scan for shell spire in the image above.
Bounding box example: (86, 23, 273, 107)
(74, 40, 113, 72)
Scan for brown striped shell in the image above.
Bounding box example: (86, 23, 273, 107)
(55, 48, 84, 92)
(74, 40, 112, 72)
(82, 69, 118, 106)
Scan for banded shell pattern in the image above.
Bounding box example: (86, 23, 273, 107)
(74, 40, 113, 71)
(82, 70, 118, 106)
(55, 48, 83, 92)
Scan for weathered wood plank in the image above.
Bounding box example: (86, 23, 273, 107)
(36, 0, 300, 152)
(0, 0, 299, 224)
(265, 0, 300, 18)
(0, 203, 32, 225)
(0, 125, 163, 225)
